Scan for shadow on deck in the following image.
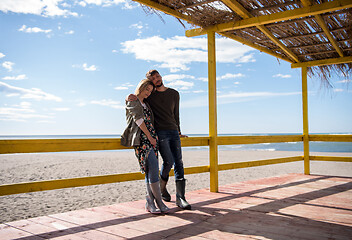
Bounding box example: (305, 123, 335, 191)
(1, 173, 351, 239)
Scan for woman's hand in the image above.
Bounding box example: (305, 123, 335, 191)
(148, 136, 157, 147)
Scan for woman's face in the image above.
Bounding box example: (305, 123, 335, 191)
(140, 84, 153, 100)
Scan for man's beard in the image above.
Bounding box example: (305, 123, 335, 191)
(156, 81, 163, 88)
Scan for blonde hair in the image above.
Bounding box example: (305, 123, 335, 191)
(135, 79, 155, 96)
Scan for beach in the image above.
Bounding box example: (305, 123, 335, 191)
(0, 149, 351, 223)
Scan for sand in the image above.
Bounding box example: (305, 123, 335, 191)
(0, 149, 351, 223)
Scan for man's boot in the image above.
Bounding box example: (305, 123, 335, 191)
(176, 179, 191, 210)
(160, 177, 171, 202)
(150, 182, 170, 213)
(145, 183, 160, 214)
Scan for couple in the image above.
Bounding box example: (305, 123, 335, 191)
(121, 70, 191, 214)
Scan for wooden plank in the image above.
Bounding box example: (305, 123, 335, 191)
(310, 156, 352, 162)
(0, 137, 209, 154)
(218, 156, 303, 171)
(217, 135, 303, 145)
(309, 134, 352, 142)
(186, 0, 352, 37)
(291, 55, 352, 68)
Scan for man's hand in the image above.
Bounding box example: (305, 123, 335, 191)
(180, 134, 188, 138)
(126, 94, 137, 101)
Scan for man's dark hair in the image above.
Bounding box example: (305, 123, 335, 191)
(146, 69, 159, 80)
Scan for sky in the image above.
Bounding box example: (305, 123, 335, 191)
(0, 0, 351, 136)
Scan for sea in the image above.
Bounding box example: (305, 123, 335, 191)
(1, 133, 351, 153)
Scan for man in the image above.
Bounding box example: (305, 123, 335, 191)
(128, 70, 191, 210)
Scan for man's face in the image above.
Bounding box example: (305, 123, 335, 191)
(151, 73, 163, 87)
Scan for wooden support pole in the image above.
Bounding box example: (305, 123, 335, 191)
(207, 31, 219, 192)
(302, 66, 310, 175)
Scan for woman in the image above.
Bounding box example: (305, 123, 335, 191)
(121, 79, 169, 214)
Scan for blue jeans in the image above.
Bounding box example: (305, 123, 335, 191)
(145, 149, 159, 184)
(157, 130, 184, 181)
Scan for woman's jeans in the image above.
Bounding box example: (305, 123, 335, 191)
(157, 130, 184, 181)
(145, 149, 159, 184)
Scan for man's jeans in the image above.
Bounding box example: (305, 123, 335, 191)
(157, 130, 184, 181)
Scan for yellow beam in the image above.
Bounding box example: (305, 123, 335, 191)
(221, 0, 299, 62)
(220, 32, 294, 63)
(208, 31, 219, 193)
(291, 55, 352, 68)
(310, 156, 352, 162)
(218, 135, 303, 145)
(300, 0, 344, 57)
(219, 156, 303, 171)
(186, 0, 352, 37)
(309, 134, 352, 142)
(314, 15, 344, 57)
(0, 137, 209, 154)
(302, 66, 310, 175)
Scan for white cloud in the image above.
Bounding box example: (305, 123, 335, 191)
(78, 0, 131, 8)
(181, 91, 302, 108)
(217, 73, 244, 81)
(53, 107, 70, 111)
(115, 86, 128, 90)
(0, 81, 62, 102)
(0, 0, 78, 17)
(273, 73, 291, 78)
(168, 80, 194, 90)
(73, 63, 98, 71)
(121, 35, 254, 72)
(0, 52, 5, 58)
(2, 61, 14, 71)
(19, 25, 52, 34)
(65, 30, 74, 35)
(336, 79, 351, 83)
(333, 88, 344, 92)
(114, 83, 134, 90)
(90, 99, 124, 109)
(0, 102, 53, 122)
(2, 74, 27, 80)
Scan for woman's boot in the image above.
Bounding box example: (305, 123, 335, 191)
(176, 179, 191, 210)
(145, 183, 160, 214)
(150, 182, 170, 213)
(160, 177, 171, 202)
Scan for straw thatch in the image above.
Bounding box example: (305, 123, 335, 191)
(138, 0, 352, 86)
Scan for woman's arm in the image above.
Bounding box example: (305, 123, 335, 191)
(138, 122, 157, 147)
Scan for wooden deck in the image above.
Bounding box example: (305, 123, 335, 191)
(1, 173, 351, 239)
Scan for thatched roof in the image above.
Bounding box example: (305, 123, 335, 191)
(135, 0, 352, 85)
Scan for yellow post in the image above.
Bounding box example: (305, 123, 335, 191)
(302, 66, 310, 174)
(207, 31, 219, 192)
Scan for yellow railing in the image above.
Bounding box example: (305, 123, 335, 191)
(0, 134, 351, 196)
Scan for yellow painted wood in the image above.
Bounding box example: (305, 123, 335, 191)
(218, 135, 303, 145)
(0, 172, 144, 196)
(219, 156, 303, 171)
(310, 156, 352, 162)
(309, 134, 352, 142)
(186, 0, 352, 37)
(302, 66, 310, 175)
(208, 31, 219, 193)
(291, 56, 352, 68)
(314, 15, 344, 57)
(300, 0, 344, 58)
(220, 32, 294, 63)
(0, 137, 209, 154)
(221, 0, 299, 62)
